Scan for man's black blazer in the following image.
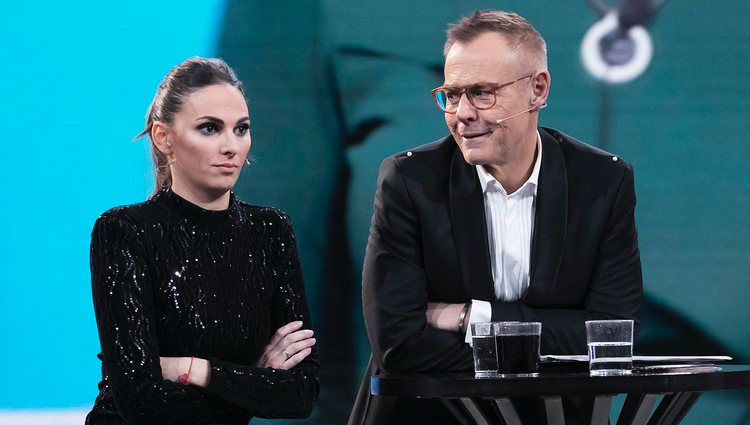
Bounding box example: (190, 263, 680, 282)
(351, 127, 643, 424)
(363, 126, 643, 372)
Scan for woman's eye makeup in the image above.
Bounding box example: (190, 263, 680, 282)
(197, 122, 222, 134)
(235, 123, 250, 136)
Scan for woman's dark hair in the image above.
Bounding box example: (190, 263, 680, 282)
(137, 57, 244, 197)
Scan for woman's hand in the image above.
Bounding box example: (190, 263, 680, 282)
(160, 356, 211, 388)
(256, 320, 316, 370)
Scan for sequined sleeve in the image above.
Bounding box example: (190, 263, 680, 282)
(90, 215, 251, 424)
(204, 211, 320, 418)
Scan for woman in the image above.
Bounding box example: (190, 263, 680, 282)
(86, 57, 319, 425)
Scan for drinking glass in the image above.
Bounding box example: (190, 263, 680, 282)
(586, 319, 634, 376)
(494, 321, 541, 376)
(471, 322, 498, 378)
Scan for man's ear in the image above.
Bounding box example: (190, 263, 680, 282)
(530, 70, 550, 107)
(151, 121, 172, 155)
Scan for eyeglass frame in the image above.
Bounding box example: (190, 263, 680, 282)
(431, 74, 534, 114)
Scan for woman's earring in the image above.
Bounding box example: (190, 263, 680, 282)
(245, 158, 251, 167)
(167, 153, 176, 165)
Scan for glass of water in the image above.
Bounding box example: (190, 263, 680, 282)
(471, 322, 497, 378)
(585, 319, 634, 376)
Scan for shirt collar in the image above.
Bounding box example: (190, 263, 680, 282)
(476, 130, 543, 196)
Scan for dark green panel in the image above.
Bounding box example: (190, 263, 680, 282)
(219, 2, 750, 423)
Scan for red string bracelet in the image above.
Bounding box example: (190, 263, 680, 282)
(178, 356, 194, 385)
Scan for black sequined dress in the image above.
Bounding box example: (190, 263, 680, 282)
(86, 189, 319, 425)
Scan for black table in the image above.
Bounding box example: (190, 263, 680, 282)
(370, 364, 750, 425)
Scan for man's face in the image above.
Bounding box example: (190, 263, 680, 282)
(443, 32, 537, 168)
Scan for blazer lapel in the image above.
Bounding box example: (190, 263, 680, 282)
(448, 144, 495, 300)
(525, 129, 568, 304)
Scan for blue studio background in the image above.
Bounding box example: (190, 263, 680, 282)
(0, 0, 228, 412)
(1, 1, 749, 424)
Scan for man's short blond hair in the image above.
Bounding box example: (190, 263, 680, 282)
(444, 10, 547, 68)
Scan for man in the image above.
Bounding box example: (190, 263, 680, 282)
(351, 10, 642, 424)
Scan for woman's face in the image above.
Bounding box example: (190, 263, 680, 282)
(165, 84, 251, 205)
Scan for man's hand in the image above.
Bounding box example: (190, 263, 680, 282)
(426, 302, 472, 332)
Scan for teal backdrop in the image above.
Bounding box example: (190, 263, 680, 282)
(1, 1, 748, 424)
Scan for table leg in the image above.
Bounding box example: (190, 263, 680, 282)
(616, 393, 659, 425)
(459, 397, 493, 425)
(543, 396, 565, 425)
(585, 395, 614, 425)
(439, 399, 476, 425)
(493, 398, 524, 425)
(647, 392, 702, 425)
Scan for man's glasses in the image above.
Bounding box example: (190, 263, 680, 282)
(431, 74, 533, 113)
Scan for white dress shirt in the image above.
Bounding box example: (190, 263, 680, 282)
(465, 132, 542, 342)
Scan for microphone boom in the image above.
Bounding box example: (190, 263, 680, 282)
(494, 102, 548, 125)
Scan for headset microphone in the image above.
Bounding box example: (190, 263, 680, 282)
(493, 102, 548, 126)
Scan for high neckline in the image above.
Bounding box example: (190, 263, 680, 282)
(153, 188, 236, 222)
